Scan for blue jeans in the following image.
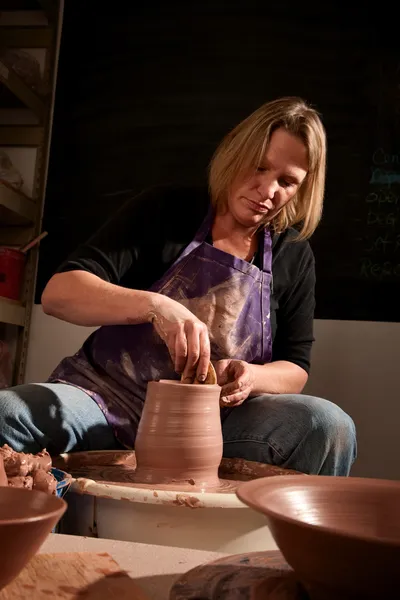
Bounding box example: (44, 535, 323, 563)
(0, 383, 356, 475)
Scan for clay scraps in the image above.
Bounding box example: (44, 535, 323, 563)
(0, 444, 59, 495)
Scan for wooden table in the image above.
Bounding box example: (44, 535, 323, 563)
(39, 533, 229, 599)
(0, 534, 286, 599)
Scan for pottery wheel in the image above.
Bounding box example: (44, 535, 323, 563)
(53, 451, 303, 494)
(169, 551, 309, 600)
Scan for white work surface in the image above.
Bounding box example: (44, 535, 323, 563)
(40, 533, 227, 599)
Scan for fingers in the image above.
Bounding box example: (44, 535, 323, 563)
(195, 326, 211, 382)
(220, 387, 251, 407)
(220, 362, 252, 406)
(220, 367, 248, 398)
(220, 384, 252, 407)
(181, 321, 209, 383)
(173, 324, 187, 374)
(181, 323, 200, 382)
(150, 302, 210, 379)
(213, 359, 231, 386)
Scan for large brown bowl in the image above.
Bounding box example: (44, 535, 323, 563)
(236, 475, 400, 600)
(0, 487, 67, 590)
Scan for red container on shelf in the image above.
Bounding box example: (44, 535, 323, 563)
(0, 247, 26, 301)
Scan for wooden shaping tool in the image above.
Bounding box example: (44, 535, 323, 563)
(181, 362, 217, 385)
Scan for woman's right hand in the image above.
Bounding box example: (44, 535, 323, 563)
(148, 295, 211, 383)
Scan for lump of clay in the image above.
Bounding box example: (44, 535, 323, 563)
(0, 456, 7, 487)
(8, 475, 33, 490)
(32, 469, 57, 495)
(0, 444, 58, 495)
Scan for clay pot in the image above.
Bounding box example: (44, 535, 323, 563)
(237, 475, 400, 600)
(134, 380, 223, 489)
(0, 486, 66, 589)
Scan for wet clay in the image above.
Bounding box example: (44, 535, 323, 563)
(0, 444, 58, 494)
(134, 380, 223, 490)
(0, 456, 7, 487)
(54, 451, 304, 494)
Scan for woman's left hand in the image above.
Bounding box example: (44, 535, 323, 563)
(214, 359, 255, 407)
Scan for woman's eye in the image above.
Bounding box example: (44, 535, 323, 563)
(256, 166, 266, 173)
(280, 179, 293, 188)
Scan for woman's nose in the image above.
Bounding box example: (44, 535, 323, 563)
(257, 174, 278, 202)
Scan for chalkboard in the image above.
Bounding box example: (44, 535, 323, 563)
(36, 1, 400, 322)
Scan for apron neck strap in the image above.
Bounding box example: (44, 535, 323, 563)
(194, 206, 273, 274)
(261, 227, 273, 273)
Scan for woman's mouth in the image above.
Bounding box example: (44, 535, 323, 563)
(245, 198, 270, 213)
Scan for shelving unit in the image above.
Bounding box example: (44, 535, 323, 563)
(0, 181, 36, 224)
(0, 297, 25, 326)
(0, 26, 53, 48)
(0, 0, 63, 384)
(0, 58, 46, 118)
(0, 125, 44, 145)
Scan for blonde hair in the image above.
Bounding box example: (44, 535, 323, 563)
(208, 96, 326, 240)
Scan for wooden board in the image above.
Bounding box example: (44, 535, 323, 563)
(0, 552, 149, 599)
(170, 550, 304, 600)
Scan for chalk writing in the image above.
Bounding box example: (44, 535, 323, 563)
(369, 168, 400, 186)
(360, 146, 400, 279)
(372, 148, 400, 166)
(365, 189, 399, 205)
(360, 258, 400, 279)
(366, 210, 399, 227)
(362, 232, 400, 254)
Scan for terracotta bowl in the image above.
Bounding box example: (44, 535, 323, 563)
(236, 475, 400, 600)
(0, 487, 67, 590)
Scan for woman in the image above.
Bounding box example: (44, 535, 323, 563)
(0, 96, 356, 475)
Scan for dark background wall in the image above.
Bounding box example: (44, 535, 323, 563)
(36, 1, 400, 321)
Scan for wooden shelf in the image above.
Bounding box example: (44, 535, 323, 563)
(0, 27, 53, 47)
(0, 182, 36, 225)
(0, 0, 61, 384)
(0, 58, 45, 120)
(0, 296, 25, 327)
(0, 226, 34, 247)
(0, 125, 44, 145)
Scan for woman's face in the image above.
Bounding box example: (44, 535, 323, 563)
(227, 127, 309, 229)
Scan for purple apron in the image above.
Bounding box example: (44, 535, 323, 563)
(48, 209, 273, 448)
